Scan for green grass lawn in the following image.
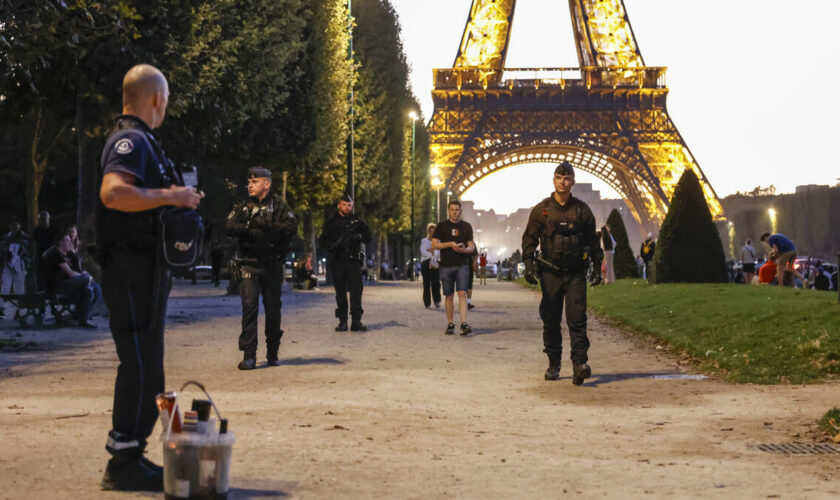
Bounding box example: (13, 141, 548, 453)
(586, 280, 840, 384)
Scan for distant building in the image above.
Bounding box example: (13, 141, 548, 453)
(795, 184, 830, 194)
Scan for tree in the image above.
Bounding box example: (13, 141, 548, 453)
(286, 0, 353, 253)
(606, 209, 638, 278)
(654, 169, 727, 283)
(0, 1, 143, 231)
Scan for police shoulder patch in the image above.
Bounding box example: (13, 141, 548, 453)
(114, 138, 135, 155)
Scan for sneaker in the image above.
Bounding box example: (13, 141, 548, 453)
(79, 320, 98, 329)
(544, 363, 561, 381)
(266, 358, 282, 367)
(434, 303, 441, 308)
(350, 321, 367, 332)
(459, 322, 472, 336)
(467, 303, 475, 310)
(445, 323, 455, 335)
(572, 363, 591, 386)
(101, 454, 163, 492)
(335, 321, 348, 332)
(238, 358, 256, 370)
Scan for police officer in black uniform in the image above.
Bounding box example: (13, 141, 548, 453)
(98, 64, 204, 491)
(225, 167, 297, 370)
(319, 194, 371, 331)
(521, 162, 603, 385)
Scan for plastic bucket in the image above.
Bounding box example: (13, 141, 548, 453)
(161, 382, 234, 500)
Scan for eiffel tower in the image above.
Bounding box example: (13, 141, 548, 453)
(429, 0, 723, 233)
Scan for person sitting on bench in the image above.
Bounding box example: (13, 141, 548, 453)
(42, 234, 101, 328)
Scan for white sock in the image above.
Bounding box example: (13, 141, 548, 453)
(467, 298, 472, 305)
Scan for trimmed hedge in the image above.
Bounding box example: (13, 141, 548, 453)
(606, 209, 639, 278)
(654, 170, 727, 283)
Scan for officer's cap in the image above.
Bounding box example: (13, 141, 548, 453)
(247, 166, 272, 180)
(554, 161, 575, 177)
(339, 193, 353, 203)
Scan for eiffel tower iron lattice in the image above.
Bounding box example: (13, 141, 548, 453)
(428, 0, 724, 233)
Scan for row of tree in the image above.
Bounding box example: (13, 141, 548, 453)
(0, 0, 430, 262)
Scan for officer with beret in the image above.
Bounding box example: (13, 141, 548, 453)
(319, 194, 371, 331)
(98, 64, 204, 491)
(225, 166, 298, 370)
(521, 161, 603, 385)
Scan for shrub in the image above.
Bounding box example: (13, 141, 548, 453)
(654, 170, 727, 283)
(606, 209, 639, 278)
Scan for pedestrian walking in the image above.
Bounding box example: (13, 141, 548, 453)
(740, 239, 757, 285)
(319, 194, 371, 331)
(431, 200, 475, 336)
(466, 247, 477, 309)
(478, 252, 487, 285)
(97, 64, 204, 491)
(521, 162, 603, 385)
(420, 223, 441, 309)
(225, 166, 298, 370)
(639, 232, 655, 280)
(600, 224, 616, 284)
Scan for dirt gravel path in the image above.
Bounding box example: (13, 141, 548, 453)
(1, 280, 838, 499)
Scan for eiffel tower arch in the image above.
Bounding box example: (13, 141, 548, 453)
(429, 0, 724, 234)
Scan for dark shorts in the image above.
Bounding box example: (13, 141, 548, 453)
(439, 265, 470, 296)
(742, 262, 755, 273)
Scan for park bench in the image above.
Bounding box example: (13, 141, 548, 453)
(0, 290, 76, 328)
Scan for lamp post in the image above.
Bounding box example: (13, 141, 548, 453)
(430, 167, 443, 221)
(347, 0, 354, 202)
(409, 111, 418, 280)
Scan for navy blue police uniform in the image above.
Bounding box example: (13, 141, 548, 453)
(319, 203, 371, 331)
(97, 115, 182, 457)
(521, 167, 603, 384)
(225, 178, 297, 369)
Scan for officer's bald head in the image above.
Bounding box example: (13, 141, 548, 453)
(122, 64, 169, 128)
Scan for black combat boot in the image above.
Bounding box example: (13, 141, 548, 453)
(266, 344, 281, 367)
(350, 321, 367, 332)
(572, 362, 591, 386)
(238, 352, 257, 370)
(101, 452, 163, 492)
(544, 362, 561, 381)
(335, 321, 349, 332)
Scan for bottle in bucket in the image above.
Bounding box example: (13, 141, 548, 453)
(156, 392, 181, 433)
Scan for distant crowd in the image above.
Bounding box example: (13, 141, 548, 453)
(729, 233, 837, 291)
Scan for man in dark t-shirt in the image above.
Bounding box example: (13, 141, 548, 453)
(431, 200, 475, 336)
(42, 234, 101, 327)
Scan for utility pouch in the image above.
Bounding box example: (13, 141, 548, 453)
(549, 234, 564, 261)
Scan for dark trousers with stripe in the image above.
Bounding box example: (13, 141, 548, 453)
(102, 251, 170, 454)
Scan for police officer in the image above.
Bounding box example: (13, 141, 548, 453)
(521, 161, 603, 385)
(98, 64, 204, 491)
(225, 167, 297, 370)
(319, 194, 371, 331)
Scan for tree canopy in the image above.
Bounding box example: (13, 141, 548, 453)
(0, 0, 428, 259)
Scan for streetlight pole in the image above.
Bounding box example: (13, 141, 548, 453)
(409, 111, 418, 280)
(347, 0, 354, 202)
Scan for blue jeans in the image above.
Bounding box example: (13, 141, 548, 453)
(439, 264, 469, 296)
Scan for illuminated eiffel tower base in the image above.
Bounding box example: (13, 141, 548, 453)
(428, 0, 723, 233)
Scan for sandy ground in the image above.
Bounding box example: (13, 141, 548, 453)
(0, 279, 838, 499)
